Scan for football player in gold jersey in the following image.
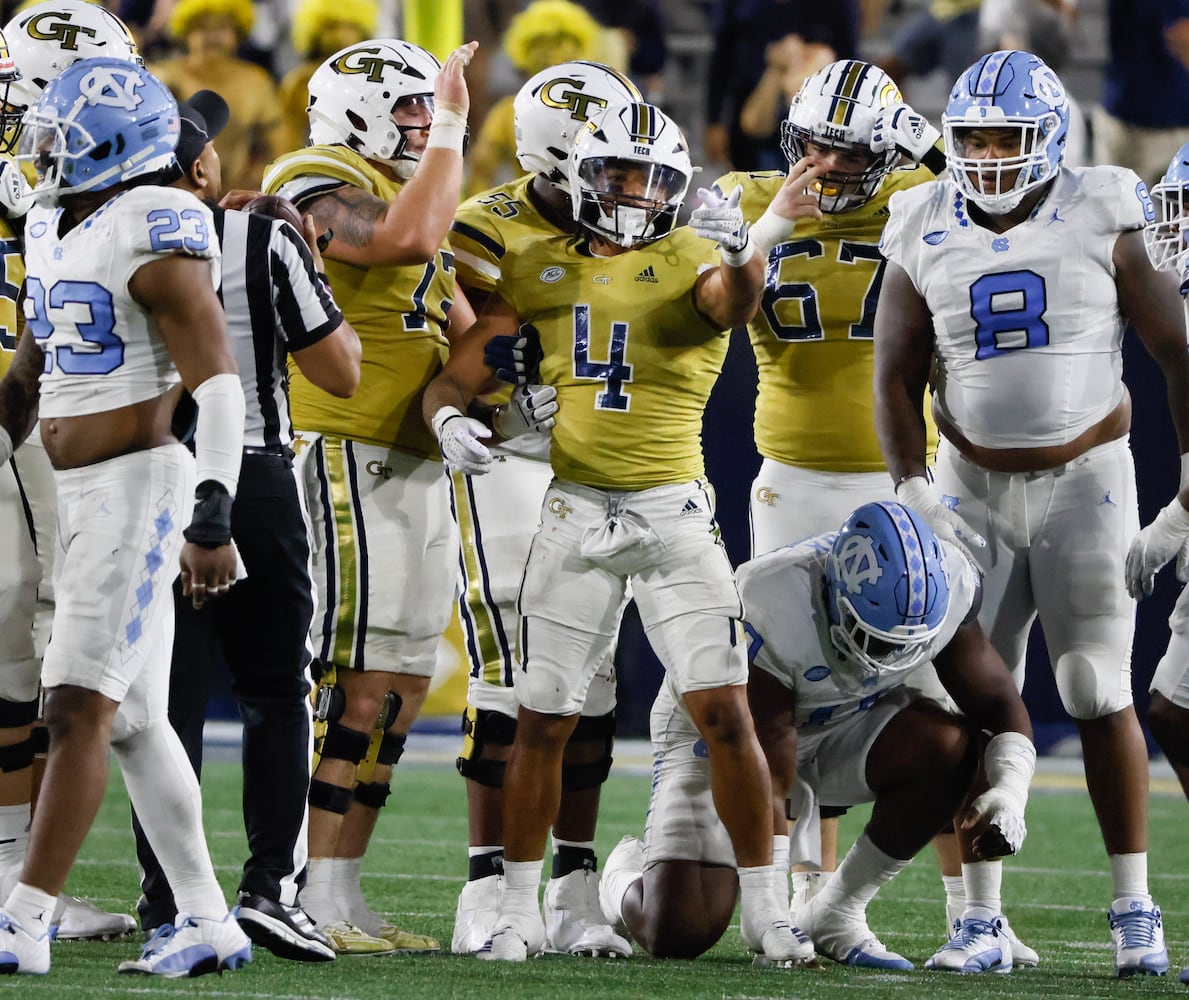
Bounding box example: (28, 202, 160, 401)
(261, 37, 477, 955)
(448, 61, 640, 958)
(425, 98, 826, 963)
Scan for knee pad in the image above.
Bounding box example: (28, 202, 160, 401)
(309, 778, 354, 815)
(355, 692, 404, 784)
(456, 706, 517, 788)
(29, 725, 48, 755)
(561, 711, 615, 790)
(1054, 649, 1132, 720)
(311, 667, 371, 771)
(355, 780, 391, 810)
(0, 696, 38, 729)
(0, 738, 34, 772)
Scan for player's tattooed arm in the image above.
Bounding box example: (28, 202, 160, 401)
(306, 187, 387, 252)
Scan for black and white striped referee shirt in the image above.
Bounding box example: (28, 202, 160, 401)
(212, 206, 343, 451)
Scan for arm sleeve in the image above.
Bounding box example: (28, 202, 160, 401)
(267, 218, 343, 351)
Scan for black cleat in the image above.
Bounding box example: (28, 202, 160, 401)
(234, 893, 336, 963)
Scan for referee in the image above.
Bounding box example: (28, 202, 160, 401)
(130, 90, 361, 962)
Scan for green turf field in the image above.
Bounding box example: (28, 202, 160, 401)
(17, 745, 1188, 999)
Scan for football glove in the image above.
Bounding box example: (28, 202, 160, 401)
(0, 159, 32, 219)
(870, 103, 943, 169)
(484, 323, 544, 384)
(493, 383, 558, 439)
(432, 406, 493, 476)
(964, 787, 1027, 858)
(690, 184, 753, 264)
(1125, 497, 1189, 598)
(895, 475, 986, 561)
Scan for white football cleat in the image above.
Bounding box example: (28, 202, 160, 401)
(544, 868, 632, 958)
(792, 894, 912, 970)
(1109, 897, 1168, 978)
(451, 874, 500, 956)
(52, 895, 136, 941)
(926, 910, 1012, 973)
(789, 871, 831, 914)
(945, 899, 1038, 967)
(0, 910, 51, 975)
(118, 913, 252, 978)
(740, 905, 814, 964)
(597, 835, 643, 936)
(488, 909, 546, 962)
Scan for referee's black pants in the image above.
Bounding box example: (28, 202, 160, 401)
(132, 450, 315, 929)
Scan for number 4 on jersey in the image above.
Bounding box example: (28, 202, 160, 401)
(572, 303, 633, 411)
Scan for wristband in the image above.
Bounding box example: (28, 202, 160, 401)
(431, 405, 465, 438)
(751, 206, 796, 255)
(720, 234, 755, 268)
(183, 479, 234, 548)
(427, 108, 468, 152)
(0, 425, 11, 466)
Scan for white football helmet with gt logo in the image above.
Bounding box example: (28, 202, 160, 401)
(567, 101, 692, 247)
(513, 60, 641, 192)
(307, 38, 440, 179)
(3, 0, 141, 113)
(781, 59, 903, 213)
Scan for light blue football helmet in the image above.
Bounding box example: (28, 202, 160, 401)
(1144, 141, 1189, 274)
(942, 49, 1069, 214)
(19, 56, 178, 203)
(826, 501, 950, 692)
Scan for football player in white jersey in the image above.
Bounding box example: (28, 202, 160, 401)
(424, 100, 827, 965)
(874, 49, 1188, 978)
(1140, 140, 1189, 987)
(0, 57, 251, 976)
(447, 61, 640, 959)
(0, 0, 147, 942)
(599, 501, 1035, 969)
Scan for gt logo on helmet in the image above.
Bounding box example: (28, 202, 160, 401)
(23, 11, 96, 50)
(332, 46, 419, 84)
(538, 77, 607, 123)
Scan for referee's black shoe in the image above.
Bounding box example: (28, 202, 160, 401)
(234, 892, 336, 962)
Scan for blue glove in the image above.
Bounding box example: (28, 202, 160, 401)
(484, 323, 543, 384)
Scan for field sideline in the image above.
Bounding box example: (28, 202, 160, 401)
(14, 728, 1189, 999)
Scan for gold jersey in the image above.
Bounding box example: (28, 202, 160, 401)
(718, 167, 938, 472)
(264, 145, 456, 458)
(0, 210, 24, 377)
(498, 228, 724, 490)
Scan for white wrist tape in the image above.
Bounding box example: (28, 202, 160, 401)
(191, 372, 245, 495)
(431, 405, 465, 438)
(0, 425, 11, 466)
(720, 234, 756, 268)
(427, 108, 468, 152)
(1180, 452, 1189, 492)
(983, 731, 1036, 814)
(751, 206, 796, 256)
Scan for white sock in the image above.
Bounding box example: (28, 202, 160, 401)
(500, 859, 543, 915)
(4, 882, 55, 937)
(113, 720, 225, 920)
(738, 864, 783, 926)
(1109, 853, 1150, 903)
(333, 857, 379, 932)
(599, 853, 642, 926)
(817, 832, 907, 920)
(772, 835, 790, 904)
(0, 803, 30, 899)
(942, 873, 965, 928)
(961, 860, 1002, 915)
(302, 857, 337, 926)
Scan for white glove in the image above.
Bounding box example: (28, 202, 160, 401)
(870, 102, 941, 165)
(1125, 497, 1189, 598)
(493, 383, 558, 439)
(690, 184, 753, 265)
(431, 406, 492, 475)
(964, 787, 1027, 857)
(0, 158, 32, 218)
(963, 731, 1034, 858)
(894, 475, 986, 561)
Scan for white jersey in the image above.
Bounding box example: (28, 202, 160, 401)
(879, 166, 1150, 449)
(23, 187, 220, 419)
(736, 534, 979, 729)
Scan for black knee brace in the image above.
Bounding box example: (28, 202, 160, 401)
(308, 779, 355, 815)
(455, 706, 517, 788)
(0, 696, 38, 729)
(561, 711, 616, 791)
(0, 739, 34, 772)
(354, 780, 392, 809)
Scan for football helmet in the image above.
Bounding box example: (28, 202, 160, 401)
(0, 27, 22, 153)
(20, 56, 179, 201)
(826, 501, 950, 693)
(307, 39, 440, 179)
(1144, 141, 1189, 274)
(3, 0, 141, 114)
(513, 60, 641, 192)
(942, 49, 1068, 214)
(567, 101, 691, 247)
(780, 59, 902, 213)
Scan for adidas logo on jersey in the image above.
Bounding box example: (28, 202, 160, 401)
(634, 265, 659, 283)
(679, 498, 701, 517)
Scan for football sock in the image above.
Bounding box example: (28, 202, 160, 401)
(4, 882, 55, 937)
(501, 859, 543, 915)
(0, 803, 29, 899)
(942, 873, 966, 928)
(961, 860, 1002, 914)
(772, 835, 790, 902)
(1109, 852, 1150, 902)
(468, 847, 503, 881)
(551, 839, 596, 878)
(817, 832, 907, 920)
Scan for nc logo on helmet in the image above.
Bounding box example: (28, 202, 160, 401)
(539, 77, 608, 123)
(832, 535, 883, 595)
(78, 65, 145, 110)
(1028, 65, 1066, 111)
(23, 11, 97, 50)
(333, 46, 416, 84)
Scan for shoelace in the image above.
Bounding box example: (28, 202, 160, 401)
(951, 918, 1000, 947)
(139, 922, 180, 959)
(1111, 909, 1160, 948)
